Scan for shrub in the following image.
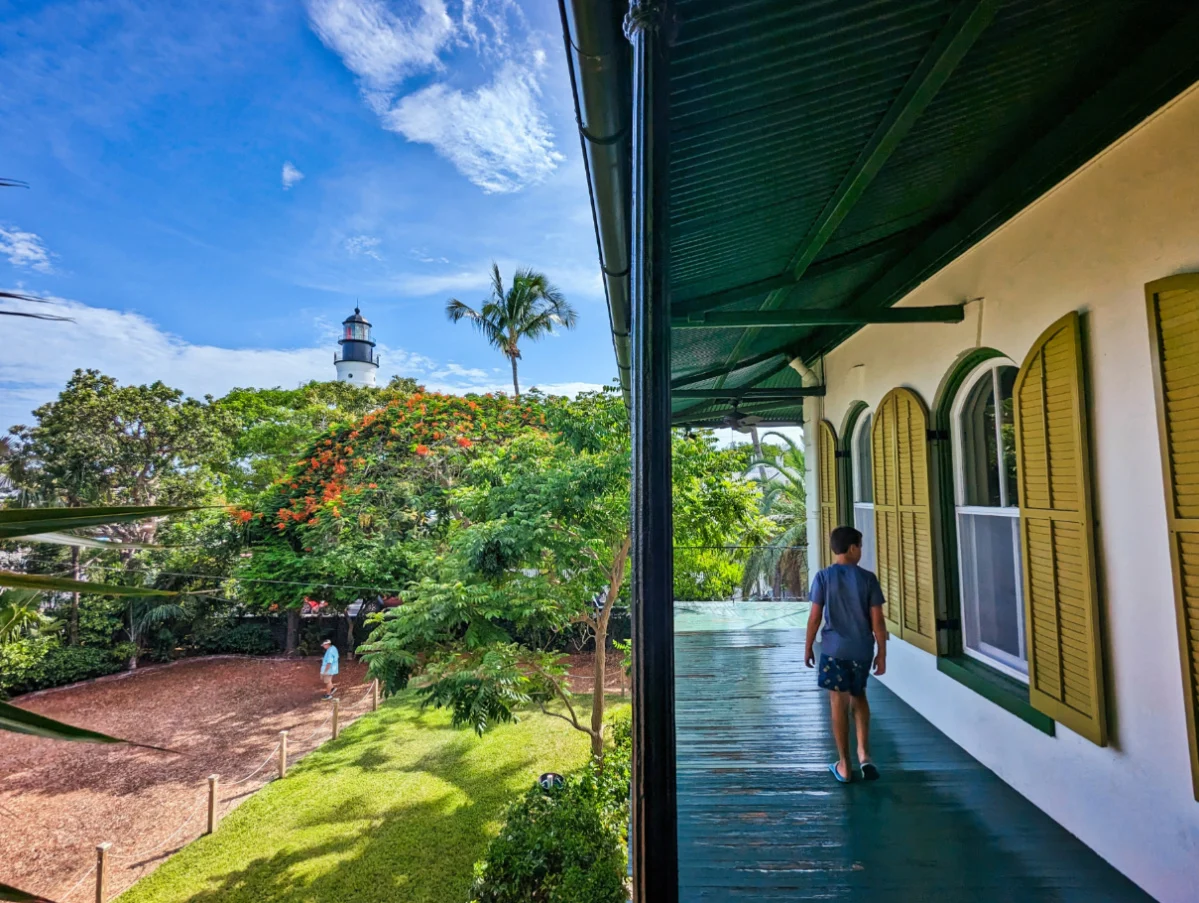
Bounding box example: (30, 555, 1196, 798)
(37, 643, 134, 689)
(1, 641, 136, 695)
(0, 635, 55, 698)
(470, 710, 631, 903)
(195, 623, 278, 656)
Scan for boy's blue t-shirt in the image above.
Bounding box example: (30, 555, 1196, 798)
(810, 563, 885, 662)
(321, 645, 340, 675)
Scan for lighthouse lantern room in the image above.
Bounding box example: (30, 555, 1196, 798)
(334, 307, 380, 386)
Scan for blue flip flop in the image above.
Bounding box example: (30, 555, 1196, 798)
(828, 762, 852, 784)
(860, 762, 880, 781)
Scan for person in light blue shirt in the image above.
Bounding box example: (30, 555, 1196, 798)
(805, 526, 887, 784)
(320, 639, 340, 699)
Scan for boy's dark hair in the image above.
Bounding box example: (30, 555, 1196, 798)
(830, 526, 863, 555)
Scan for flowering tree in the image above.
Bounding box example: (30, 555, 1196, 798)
(358, 389, 768, 759)
(234, 390, 545, 651)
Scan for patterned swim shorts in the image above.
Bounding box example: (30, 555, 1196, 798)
(817, 654, 872, 696)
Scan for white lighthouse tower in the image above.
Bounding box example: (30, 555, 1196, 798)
(334, 307, 380, 386)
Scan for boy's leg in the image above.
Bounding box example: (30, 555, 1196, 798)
(851, 692, 871, 764)
(828, 691, 852, 779)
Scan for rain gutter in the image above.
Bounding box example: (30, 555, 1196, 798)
(558, 0, 632, 404)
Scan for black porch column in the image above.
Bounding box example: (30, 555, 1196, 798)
(626, 2, 676, 902)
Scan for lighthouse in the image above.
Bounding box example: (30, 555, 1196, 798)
(334, 307, 380, 386)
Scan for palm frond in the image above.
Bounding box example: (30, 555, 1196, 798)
(0, 310, 73, 322)
(0, 571, 177, 597)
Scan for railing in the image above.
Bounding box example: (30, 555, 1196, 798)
(333, 351, 380, 365)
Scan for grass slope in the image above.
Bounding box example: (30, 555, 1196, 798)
(118, 694, 596, 903)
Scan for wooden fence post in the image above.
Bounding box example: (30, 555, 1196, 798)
(371, 679, 379, 712)
(332, 698, 340, 740)
(278, 731, 288, 778)
(207, 775, 219, 834)
(95, 842, 111, 903)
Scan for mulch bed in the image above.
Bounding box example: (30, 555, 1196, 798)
(0, 656, 370, 902)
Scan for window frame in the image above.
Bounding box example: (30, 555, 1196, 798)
(949, 358, 1028, 683)
(850, 410, 876, 572)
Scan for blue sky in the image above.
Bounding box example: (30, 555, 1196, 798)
(0, 0, 615, 430)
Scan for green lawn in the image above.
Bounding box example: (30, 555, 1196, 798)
(119, 694, 605, 903)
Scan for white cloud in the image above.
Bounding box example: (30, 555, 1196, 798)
(345, 234, 383, 260)
(410, 248, 450, 265)
(0, 294, 600, 431)
(305, 0, 454, 100)
(305, 0, 559, 193)
(384, 59, 562, 194)
(282, 161, 305, 190)
(0, 226, 53, 273)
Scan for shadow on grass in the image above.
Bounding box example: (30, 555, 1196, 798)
(128, 698, 583, 903)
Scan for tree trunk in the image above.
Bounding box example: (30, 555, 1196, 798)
(510, 356, 520, 400)
(591, 534, 632, 761)
(69, 546, 80, 646)
(590, 619, 607, 759)
(344, 610, 355, 660)
(285, 609, 299, 654)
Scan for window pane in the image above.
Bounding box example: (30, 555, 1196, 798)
(855, 414, 873, 503)
(853, 504, 875, 573)
(957, 511, 1026, 676)
(997, 366, 1018, 507)
(960, 373, 1002, 507)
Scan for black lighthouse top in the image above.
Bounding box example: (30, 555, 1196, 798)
(337, 307, 377, 364)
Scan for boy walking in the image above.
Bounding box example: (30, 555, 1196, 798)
(805, 526, 887, 783)
(320, 639, 339, 700)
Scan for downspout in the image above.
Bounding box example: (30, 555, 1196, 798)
(789, 356, 823, 585)
(559, 0, 632, 404)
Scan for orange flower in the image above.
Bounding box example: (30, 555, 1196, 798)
(415, 444, 430, 456)
(456, 436, 472, 448)
(368, 482, 378, 489)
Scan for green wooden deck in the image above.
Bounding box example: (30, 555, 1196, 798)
(674, 619, 1154, 902)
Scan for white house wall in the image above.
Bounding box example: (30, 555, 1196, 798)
(817, 84, 1199, 902)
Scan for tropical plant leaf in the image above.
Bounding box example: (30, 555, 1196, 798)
(0, 880, 58, 902)
(26, 532, 161, 551)
(0, 505, 195, 541)
(0, 310, 73, 322)
(0, 700, 126, 744)
(0, 571, 176, 597)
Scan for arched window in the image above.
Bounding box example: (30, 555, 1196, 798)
(851, 412, 875, 572)
(951, 359, 1026, 679)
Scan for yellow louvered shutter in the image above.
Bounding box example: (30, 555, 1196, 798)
(873, 396, 903, 637)
(1013, 311, 1107, 746)
(872, 388, 937, 652)
(1146, 274, 1199, 798)
(818, 420, 839, 568)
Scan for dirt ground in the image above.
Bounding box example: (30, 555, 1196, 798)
(0, 656, 371, 902)
(0, 651, 623, 902)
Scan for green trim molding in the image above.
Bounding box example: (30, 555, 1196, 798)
(937, 655, 1055, 736)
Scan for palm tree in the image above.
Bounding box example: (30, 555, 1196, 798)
(446, 263, 577, 399)
(741, 431, 808, 598)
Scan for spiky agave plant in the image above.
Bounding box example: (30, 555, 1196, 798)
(741, 431, 808, 598)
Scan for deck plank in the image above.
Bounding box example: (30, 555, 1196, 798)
(674, 627, 1154, 902)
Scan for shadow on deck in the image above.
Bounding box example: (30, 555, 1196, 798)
(674, 624, 1153, 902)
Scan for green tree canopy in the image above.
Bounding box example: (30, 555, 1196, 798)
(359, 388, 768, 758)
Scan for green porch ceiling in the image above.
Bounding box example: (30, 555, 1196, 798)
(564, 0, 1199, 425)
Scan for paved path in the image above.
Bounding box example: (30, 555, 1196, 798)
(674, 625, 1154, 902)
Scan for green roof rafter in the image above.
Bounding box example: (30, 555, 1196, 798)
(707, 0, 1000, 392)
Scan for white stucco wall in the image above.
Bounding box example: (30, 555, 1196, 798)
(816, 84, 1199, 901)
(334, 359, 378, 387)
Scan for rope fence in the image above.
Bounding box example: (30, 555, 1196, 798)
(50, 678, 381, 903)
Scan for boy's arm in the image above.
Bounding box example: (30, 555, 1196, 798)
(870, 605, 887, 675)
(804, 603, 823, 668)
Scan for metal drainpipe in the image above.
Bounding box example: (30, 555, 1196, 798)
(559, 0, 632, 403)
